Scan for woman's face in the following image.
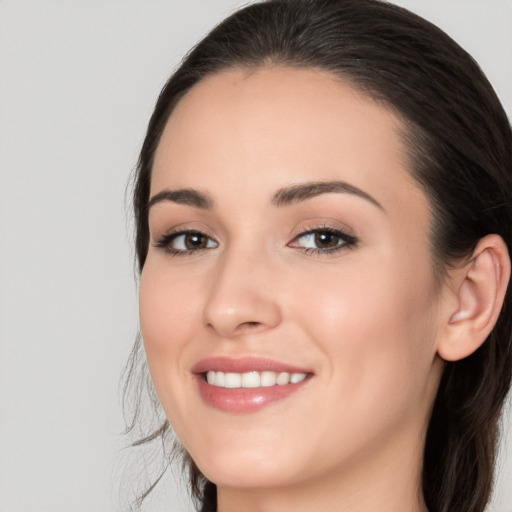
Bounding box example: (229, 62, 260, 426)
(140, 67, 446, 492)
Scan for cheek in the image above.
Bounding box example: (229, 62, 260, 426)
(289, 250, 439, 397)
(140, 260, 199, 343)
(138, 261, 203, 397)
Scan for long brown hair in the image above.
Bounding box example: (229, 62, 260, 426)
(124, 1, 512, 510)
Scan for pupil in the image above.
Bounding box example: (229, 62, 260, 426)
(315, 232, 338, 248)
(185, 233, 206, 249)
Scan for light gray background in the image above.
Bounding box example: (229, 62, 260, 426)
(0, 1, 511, 511)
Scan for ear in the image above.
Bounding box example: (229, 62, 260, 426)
(437, 234, 510, 362)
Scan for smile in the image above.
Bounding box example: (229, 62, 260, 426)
(205, 370, 308, 388)
(193, 357, 313, 413)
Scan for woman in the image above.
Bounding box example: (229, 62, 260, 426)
(124, 0, 512, 511)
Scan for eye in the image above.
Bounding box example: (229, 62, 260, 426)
(289, 227, 357, 254)
(155, 230, 218, 255)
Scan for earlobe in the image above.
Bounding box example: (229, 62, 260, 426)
(438, 234, 510, 362)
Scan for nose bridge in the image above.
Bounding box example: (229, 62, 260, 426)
(202, 241, 281, 337)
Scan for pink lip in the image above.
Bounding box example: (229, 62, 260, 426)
(191, 356, 311, 374)
(192, 357, 313, 414)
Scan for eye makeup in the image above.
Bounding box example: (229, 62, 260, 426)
(288, 225, 358, 255)
(154, 222, 358, 258)
(154, 229, 218, 257)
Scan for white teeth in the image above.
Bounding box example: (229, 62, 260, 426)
(215, 371, 225, 387)
(242, 371, 260, 388)
(224, 373, 242, 388)
(261, 371, 277, 387)
(205, 370, 308, 388)
(276, 372, 290, 385)
(290, 373, 307, 384)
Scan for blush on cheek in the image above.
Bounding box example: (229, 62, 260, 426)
(139, 280, 180, 370)
(139, 267, 203, 363)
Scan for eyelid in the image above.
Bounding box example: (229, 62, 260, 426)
(154, 227, 218, 256)
(150, 218, 218, 243)
(288, 220, 355, 240)
(152, 221, 357, 257)
(287, 223, 358, 254)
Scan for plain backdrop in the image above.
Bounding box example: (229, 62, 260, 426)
(0, 1, 511, 511)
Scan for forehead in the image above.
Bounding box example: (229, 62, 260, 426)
(151, 66, 427, 221)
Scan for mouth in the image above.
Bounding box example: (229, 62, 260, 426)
(204, 370, 308, 388)
(192, 357, 314, 413)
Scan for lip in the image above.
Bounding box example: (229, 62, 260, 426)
(192, 356, 312, 374)
(192, 356, 314, 414)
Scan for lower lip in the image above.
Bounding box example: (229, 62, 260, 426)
(195, 375, 311, 413)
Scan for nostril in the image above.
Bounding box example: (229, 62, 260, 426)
(206, 321, 258, 336)
(236, 321, 266, 333)
(203, 292, 282, 337)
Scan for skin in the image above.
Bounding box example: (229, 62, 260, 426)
(140, 66, 457, 512)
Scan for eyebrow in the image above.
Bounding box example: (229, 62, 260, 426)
(147, 180, 383, 212)
(271, 180, 384, 210)
(147, 188, 213, 211)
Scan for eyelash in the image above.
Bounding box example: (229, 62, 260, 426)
(290, 225, 358, 255)
(154, 225, 358, 257)
(155, 229, 218, 257)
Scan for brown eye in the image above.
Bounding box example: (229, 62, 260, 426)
(183, 233, 209, 250)
(289, 228, 358, 254)
(172, 232, 217, 251)
(314, 231, 341, 249)
(156, 230, 218, 254)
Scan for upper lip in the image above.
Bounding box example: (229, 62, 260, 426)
(191, 356, 313, 375)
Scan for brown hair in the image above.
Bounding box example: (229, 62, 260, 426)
(124, 1, 512, 511)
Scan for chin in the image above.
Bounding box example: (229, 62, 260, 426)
(187, 440, 306, 490)
(200, 461, 297, 490)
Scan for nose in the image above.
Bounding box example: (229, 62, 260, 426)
(202, 249, 282, 338)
